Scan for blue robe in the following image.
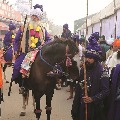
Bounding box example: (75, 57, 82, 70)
(12, 28, 51, 81)
(71, 62, 110, 120)
(3, 31, 13, 62)
(107, 64, 120, 120)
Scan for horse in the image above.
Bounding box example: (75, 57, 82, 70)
(9, 38, 80, 120)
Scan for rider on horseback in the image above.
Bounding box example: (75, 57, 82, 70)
(12, 4, 51, 82)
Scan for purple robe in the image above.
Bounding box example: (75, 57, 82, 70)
(3, 31, 13, 62)
(107, 64, 120, 120)
(12, 28, 25, 80)
(71, 62, 110, 120)
(14, 29, 22, 53)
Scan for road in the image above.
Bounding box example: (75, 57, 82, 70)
(0, 67, 74, 120)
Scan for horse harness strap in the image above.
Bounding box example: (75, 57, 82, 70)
(39, 49, 67, 76)
(39, 49, 54, 68)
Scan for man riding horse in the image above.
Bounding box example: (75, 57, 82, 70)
(11, 4, 51, 116)
(12, 4, 51, 82)
(3, 21, 16, 83)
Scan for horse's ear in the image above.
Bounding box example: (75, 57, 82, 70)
(66, 45, 69, 55)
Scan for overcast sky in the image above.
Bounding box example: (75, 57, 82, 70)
(9, 0, 113, 32)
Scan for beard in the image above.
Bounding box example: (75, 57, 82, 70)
(29, 19, 40, 29)
(85, 61, 95, 70)
(117, 51, 120, 59)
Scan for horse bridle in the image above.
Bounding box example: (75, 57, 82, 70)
(39, 47, 73, 77)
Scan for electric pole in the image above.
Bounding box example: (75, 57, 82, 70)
(29, 0, 32, 9)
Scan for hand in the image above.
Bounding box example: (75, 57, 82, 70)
(20, 25, 24, 32)
(82, 96, 93, 103)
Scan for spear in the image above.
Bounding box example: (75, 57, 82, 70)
(83, 0, 88, 120)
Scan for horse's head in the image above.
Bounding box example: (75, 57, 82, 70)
(41, 38, 80, 80)
(59, 38, 80, 80)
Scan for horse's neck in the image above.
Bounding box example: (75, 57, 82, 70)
(42, 45, 66, 65)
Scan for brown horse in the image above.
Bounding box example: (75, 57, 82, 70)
(9, 39, 80, 120)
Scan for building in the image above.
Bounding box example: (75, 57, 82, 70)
(74, 14, 95, 33)
(0, 0, 22, 41)
(75, 0, 120, 40)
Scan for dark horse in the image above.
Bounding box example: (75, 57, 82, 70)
(9, 39, 79, 120)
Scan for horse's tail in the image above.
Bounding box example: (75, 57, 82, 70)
(8, 78, 13, 96)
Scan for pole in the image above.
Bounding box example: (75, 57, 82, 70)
(84, 0, 88, 120)
(29, 0, 32, 9)
(114, 0, 117, 38)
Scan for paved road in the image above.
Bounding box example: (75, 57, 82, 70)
(0, 67, 74, 120)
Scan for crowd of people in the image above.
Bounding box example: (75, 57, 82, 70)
(55, 23, 120, 120)
(0, 3, 119, 120)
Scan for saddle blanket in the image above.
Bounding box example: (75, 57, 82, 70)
(20, 50, 39, 77)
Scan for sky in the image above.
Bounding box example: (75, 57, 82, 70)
(9, 0, 113, 32)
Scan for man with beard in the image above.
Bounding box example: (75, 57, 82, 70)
(106, 39, 120, 120)
(106, 39, 120, 76)
(61, 23, 72, 39)
(71, 33, 110, 120)
(11, 4, 51, 116)
(12, 4, 51, 78)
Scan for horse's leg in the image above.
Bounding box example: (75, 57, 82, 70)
(20, 89, 29, 116)
(34, 94, 42, 120)
(32, 91, 36, 112)
(67, 81, 74, 100)
(46, 89, 54, 120)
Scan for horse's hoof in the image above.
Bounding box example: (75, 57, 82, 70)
(6, 81, 9, 83)
(20, 112, 26, 116)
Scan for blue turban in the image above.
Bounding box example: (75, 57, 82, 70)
(9, 21, 16, 30)
(90, 32, 99, 41)
(33, 4, 43, 12)
(63, 24, 68, 29)
(85, 33, 102, 61)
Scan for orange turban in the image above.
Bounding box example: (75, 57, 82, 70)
(113, 39, 120, 47)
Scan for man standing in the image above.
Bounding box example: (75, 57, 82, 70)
(3, 21, 16, 64)
(61, 23, 72, 39)
(71, 33, 110, 120)
(3, 21, 16, 83)
(106, 39, 120, 120)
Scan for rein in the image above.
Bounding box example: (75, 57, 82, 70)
(39, 48, 65, 74)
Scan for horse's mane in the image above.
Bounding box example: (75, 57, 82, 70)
(41, 38, 78, 63)
(42, 38, 78, 54)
